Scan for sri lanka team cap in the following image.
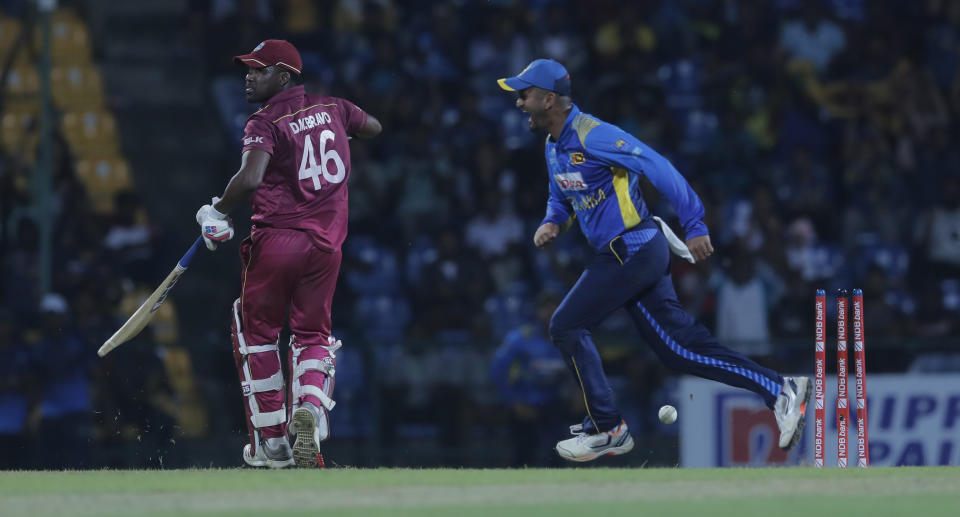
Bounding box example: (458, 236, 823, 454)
(234, 39, 303, 75)
(497, 59, 571, 95)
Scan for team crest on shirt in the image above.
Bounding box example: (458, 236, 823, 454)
(569, 152, 585, 165)
(615, 139, 627, 149)
(321, 357, 335, 372)
(554, 172, 588, 191)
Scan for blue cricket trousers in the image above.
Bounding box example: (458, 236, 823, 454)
(549, 220, 783, 433)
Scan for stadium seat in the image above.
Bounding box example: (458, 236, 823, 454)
(815, 244, 846, 281)
(119, 285, 208, 437)
(75, 157, 132, 213)
(529, 251, 568, 294)
(405, 235, 438, 286)
(682, 109, 719, 154)
(160, 346, 209, 438)
(883, 289, 916, 316)
(61, 109, 120, 159)
(861, 243, 910, 280)
(942, 279, 960, 312)
(484, 292, 530, 341)
(34, 9, 92, 65)
(211, 76, 250, 140)
(51, 65, 105, 108)
(345, 239, 402, 295)
(657, 58, 703, 120)
(353, 294, 411, 344)
(4, 65, 39, 98)
(327, 345, 373, 438)
(1, 107, 43, 166)
(0, 15, 21, 52)
(1, 107, 40, 162)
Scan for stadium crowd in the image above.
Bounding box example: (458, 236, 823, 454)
(1, 0, 959, 468)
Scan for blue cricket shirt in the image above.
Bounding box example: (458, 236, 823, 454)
(540, 104, 708, 250)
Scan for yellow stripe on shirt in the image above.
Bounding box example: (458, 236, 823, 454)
(572, 113, 601, 147)
(272, 103, 339, 123)
(611, 167, 641, 229)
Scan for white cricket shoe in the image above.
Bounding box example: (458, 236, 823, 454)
(555, 420, 634, 462)
(774, 376, 812, 450)
(242, 436, 293, 468)
(291, 402, 325, 468)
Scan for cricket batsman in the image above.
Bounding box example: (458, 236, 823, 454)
(498, 59, 810, 462)
(195, 40, 381, 468)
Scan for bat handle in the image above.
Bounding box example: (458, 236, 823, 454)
(179, 237, 204, 268)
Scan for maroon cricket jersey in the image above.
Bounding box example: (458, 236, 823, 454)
(241, 85, 368, 251)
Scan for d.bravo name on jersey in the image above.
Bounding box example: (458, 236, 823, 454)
(288, 110, 334, 134)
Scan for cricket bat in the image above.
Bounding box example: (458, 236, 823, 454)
(98, 237, 203, 357)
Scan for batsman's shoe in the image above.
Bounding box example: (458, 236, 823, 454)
(291, 402, 325, 468)
(774, 376, 812, 450)
(555, 420, 634, 462)
(243, 436, 293, 468)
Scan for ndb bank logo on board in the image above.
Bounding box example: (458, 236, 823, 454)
(678, 375, 960, 467)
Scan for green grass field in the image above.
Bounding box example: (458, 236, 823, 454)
(1, 467, 958, 517)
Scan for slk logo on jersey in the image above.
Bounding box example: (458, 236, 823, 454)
(555, 172, 588, 191)
(570, 152, 585, 165)
(244, 136, 264, 145)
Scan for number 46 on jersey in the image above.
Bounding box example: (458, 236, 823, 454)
(299, 129, 345, 190)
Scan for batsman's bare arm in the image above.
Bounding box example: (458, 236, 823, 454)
(214, 149, 270, 215)
(352, 113, 382, 139)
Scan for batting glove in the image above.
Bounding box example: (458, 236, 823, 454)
(196, 197, 234, 250)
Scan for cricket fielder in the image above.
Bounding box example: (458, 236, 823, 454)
(196, 40, 382, 468)
(498, 59, 810, 462)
